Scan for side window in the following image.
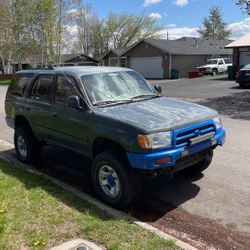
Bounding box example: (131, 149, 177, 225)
(31, 75, 53, 102)
(55, 75, 79, 105)
(8, 73, 34, 97)
(218, 60, 224, 65)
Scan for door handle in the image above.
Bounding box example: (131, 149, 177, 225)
(52, 112, 57, 118)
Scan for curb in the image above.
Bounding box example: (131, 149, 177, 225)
(0, 139, 197, 250)
(50, 239, 104, 250)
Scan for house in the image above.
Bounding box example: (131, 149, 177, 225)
(102, 37, 233, 79)
(101, 47, 132, 67)
(3, 53, 99, 74)
(225, 32, 250, 67)
(62, 54, 99, 66)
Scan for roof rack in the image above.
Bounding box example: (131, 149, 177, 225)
(31, 66, 54, 70)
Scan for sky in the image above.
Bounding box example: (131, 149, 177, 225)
(80, 0, 250, 40)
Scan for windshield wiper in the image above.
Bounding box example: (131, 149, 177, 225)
(131, 94, 160, 100)
(93, 99, 132, 106)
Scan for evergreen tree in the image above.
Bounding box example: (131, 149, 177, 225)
(197, 6, 231, 40)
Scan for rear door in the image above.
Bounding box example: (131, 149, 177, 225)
(49, 74, 90, 155)
(25, 74, 54, 140)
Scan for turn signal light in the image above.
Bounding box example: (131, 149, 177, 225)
(222, 135, 226, 143)
(137, 135, 151, 149)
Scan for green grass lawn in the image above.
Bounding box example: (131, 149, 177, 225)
(0, 159, 178, 250)
(0, 79, 11, 85)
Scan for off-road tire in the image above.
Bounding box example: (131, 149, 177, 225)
(186, 150, 213, 174)
(14, 125, 41, 164)
(91, 150, 141, 209)
(239, 82, 245, 88)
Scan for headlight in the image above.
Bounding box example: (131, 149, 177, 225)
(213, 116, 222, 129)
(137, 132, 172, 149)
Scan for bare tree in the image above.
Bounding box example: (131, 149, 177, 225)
(236, 0, 250, 14)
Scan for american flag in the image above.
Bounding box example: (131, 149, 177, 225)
(162, 53, 168, 68)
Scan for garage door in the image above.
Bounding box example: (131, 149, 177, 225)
(130, 57, 163, 79)
(240, 52, 250, 66)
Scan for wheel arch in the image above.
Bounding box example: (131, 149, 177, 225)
(15, 115, 31, 129)
(92, 137, 126, 158)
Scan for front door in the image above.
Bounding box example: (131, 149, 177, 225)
(49, 74, 91, 155)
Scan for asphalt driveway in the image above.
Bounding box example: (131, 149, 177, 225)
(1, 76, 250, 249)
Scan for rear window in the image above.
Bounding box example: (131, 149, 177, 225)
(8, 73, 34, 97)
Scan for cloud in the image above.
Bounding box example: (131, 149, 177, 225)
(157, 18, 250, 41)
(173, 0, 188, 7)
(148, 12, 162, 20)
(143, 0, 162, 7)
(228, 18, 250, 40)
(159, 26, 199, 40)
(167, 24, 177, 28)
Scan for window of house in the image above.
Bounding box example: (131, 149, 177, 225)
(55, 75, 79, 105)
(120, 58, 126, 67)
(31, 75, 54, 102)
(109, 58, 119, 67)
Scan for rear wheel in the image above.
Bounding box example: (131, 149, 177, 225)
(186, 150, 213, 174)
(91, 150, 141, 208)
(14, 126, 41, 164)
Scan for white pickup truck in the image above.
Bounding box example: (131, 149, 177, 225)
(197, 58, 232, 75)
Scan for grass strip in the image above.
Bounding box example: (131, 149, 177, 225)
(0, 80, 11, 85)
(0, 159, 178, 250)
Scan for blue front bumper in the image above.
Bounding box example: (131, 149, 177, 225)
(127, 128, 226, 170)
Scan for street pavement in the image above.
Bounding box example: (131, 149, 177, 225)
(0, 76, 250, 247)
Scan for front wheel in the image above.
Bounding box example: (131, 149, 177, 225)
(239, 82, 245, 88)
(212, 69, 218, 76)
(91, 150, 141, 208)
(186, 150, 213, 174)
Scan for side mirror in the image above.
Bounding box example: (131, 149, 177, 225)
(154, 85, 162, 94)
(66, 95, 82, 109)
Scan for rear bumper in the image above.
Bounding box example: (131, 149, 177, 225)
(5, 116, 15, 129)
(127, 129, 226, 170)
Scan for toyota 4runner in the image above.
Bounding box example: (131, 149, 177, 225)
(5, 67, 226, 208)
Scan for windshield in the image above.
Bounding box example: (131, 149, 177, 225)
(81, 70, 159, 105)
(206, 60, 218, 65)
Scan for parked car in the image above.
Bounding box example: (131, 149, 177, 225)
(197, 58, 232, 75)
(5, 67, 226, 208)
(235, 64, 250, 88)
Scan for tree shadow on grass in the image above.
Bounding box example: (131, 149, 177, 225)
(197, 91, 250, 120)
(0, 146, 201, 222)
(0, 148, 111, 221)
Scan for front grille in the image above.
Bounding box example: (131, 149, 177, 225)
(175, 124, 215, 147)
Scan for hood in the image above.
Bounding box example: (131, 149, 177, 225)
(98, 97, 217, 132)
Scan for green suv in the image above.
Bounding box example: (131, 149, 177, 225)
(5, 66, 226, 208)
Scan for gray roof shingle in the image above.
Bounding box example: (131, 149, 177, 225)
(144, 37, 233, 55)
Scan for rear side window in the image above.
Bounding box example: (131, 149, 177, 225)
(31, 75, 54, 102)
(8, 73, 34, 97)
